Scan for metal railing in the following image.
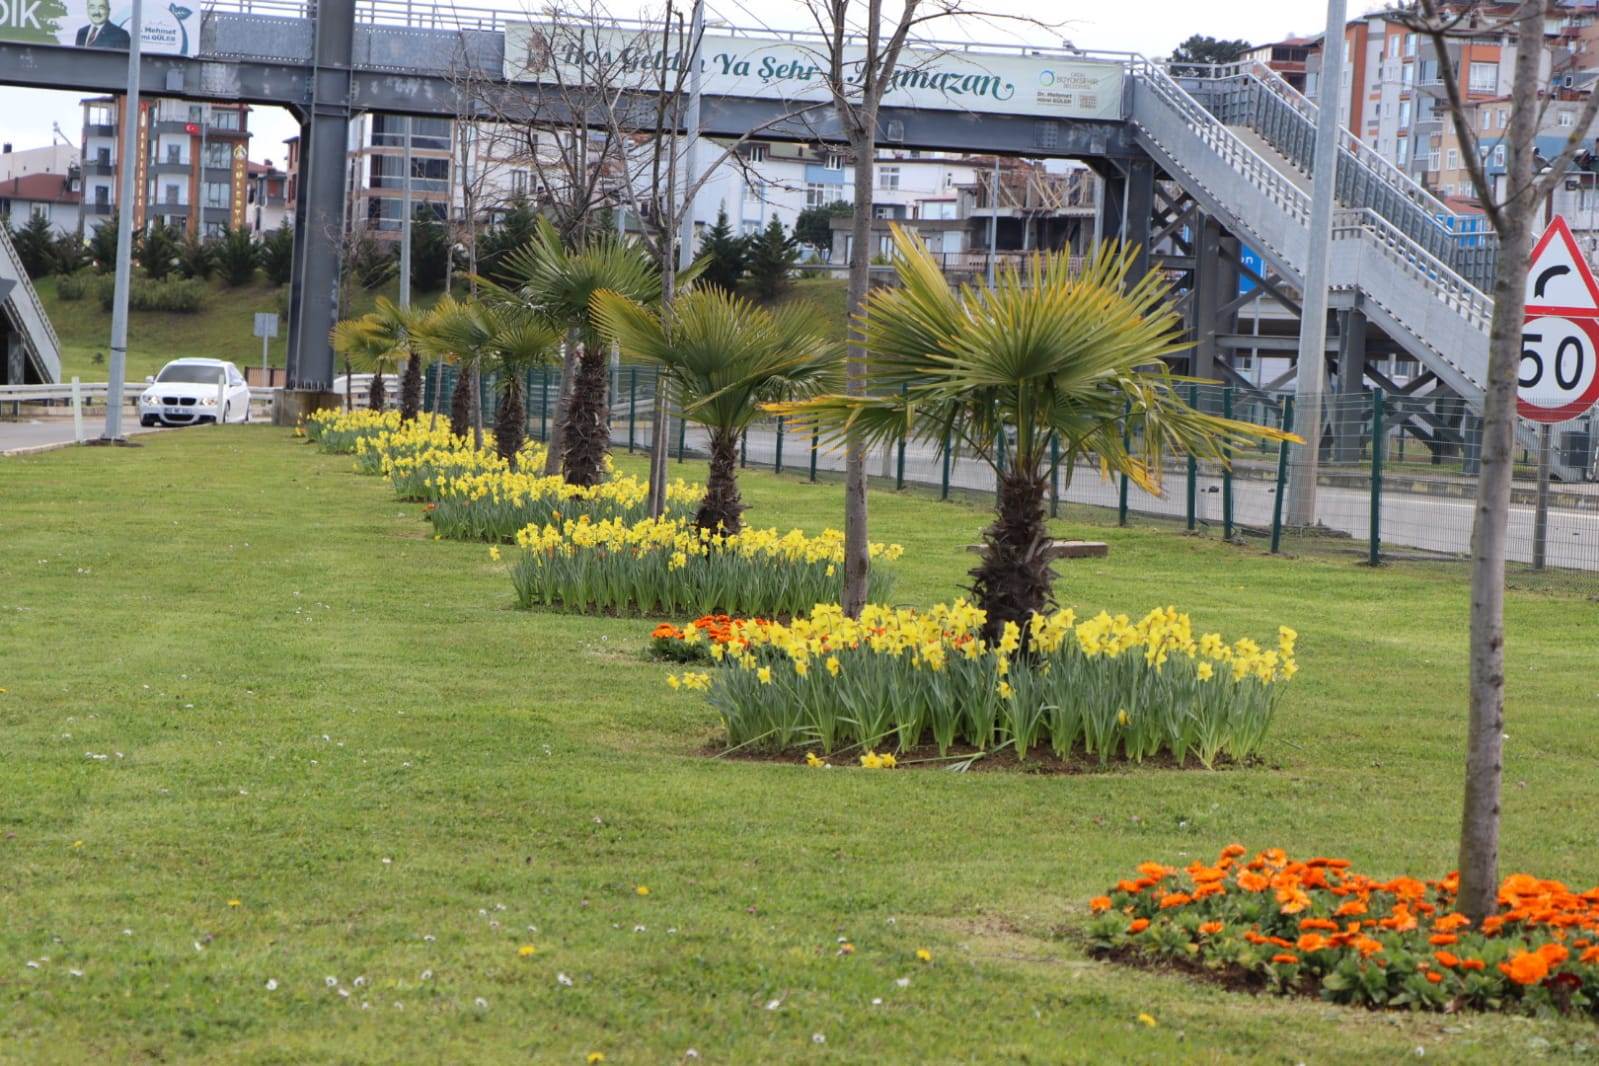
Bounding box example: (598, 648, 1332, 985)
(0, 223, 63, 364)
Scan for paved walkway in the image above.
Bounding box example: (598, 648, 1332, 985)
(0, 416, 166, 456)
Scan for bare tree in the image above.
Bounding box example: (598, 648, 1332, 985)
(1396, 0, 1599, 920)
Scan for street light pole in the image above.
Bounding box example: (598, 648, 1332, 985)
(1286, 0, 1349, 527)
(102, 0, 142, 441)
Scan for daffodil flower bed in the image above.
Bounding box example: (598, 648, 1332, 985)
(509, 517, 901, 617)
(1087, 846, 1599, 1017)
(662, 601, 1295, 764)
(303, 408, 403, 453)
(424, 469, 701, 542)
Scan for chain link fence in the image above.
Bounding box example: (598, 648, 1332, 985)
(420, 364, 1599, 592)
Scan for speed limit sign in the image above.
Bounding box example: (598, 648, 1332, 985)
(1518, 313, 1599, 423)
(1521, 216, 1599, 423)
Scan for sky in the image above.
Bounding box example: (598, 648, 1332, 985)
(0, 0, 1336, 167)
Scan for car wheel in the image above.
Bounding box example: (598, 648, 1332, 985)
(140, 415, 156, 427)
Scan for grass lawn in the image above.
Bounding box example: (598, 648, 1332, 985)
(2, 427, 1596, 1063)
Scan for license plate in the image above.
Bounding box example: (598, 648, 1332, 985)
(164, 407, 185, 416)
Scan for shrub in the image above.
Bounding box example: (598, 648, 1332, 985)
(52, 233, 89, 275)
(97, 276, 206, 313)
(176, 234, 214, 280)
(261, 221, 295, 285)
(56, 271, 95, 301)
(509, 517, 900, 618)
(744, 217, 800, 301)
(665, 602, 1294, 761)
(214, 226, 260, 286)
(1086, 846, 1599, 1018)
(138, 220, 181, 280)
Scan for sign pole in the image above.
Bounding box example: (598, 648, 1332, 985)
(101, 0, 143, 442)
(1532, 423, 1552, 570)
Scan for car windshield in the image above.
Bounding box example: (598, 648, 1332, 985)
(157, 365, 225, 384)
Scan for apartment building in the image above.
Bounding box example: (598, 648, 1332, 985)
(79, 95, 253, 237)
(0, 171, 82, 234)
(0, 143, 79, 183)
(246, 159, 290, 235)
(344, 113, 452, 237)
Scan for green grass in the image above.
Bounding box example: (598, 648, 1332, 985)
(3, 428, 1598, 1063)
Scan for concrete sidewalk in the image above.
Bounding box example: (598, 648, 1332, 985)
(0, 417, 167, 457)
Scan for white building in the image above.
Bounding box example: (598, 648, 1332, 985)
(0, 143, 79, 183)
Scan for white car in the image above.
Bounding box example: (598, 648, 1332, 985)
(138, 358, 252, 427)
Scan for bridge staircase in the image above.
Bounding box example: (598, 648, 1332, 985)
(0, 224, 61, 387)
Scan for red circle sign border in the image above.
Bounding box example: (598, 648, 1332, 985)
(1518, 311, 1599, 423)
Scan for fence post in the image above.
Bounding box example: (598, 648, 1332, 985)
(71, 376, 84, 442)
(1270, 397, 1295, 554)
(740, 428, 747, 469)
(895, 384, 907, 489)
(940, 427, 952, 501)
(995, 428, 1006, 507)
(774, 417, 784, 474)
(1117, 404, 1130, 527)
(1369, 389, 1385, 566)
(1222, 387, 1235, 541)
(1186, 384, 1198, 531)
(676, 407, 686, 463)
(627, 366, 637, 453)
(809, 426, 819, 482)
(1533, 423, 1552, 571)
(1049, 432, 1060, 519)
(539, 370, 548, 442)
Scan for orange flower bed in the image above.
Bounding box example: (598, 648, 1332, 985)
(1088, 846, 1599, 1015)
(649, 615, 768, 663)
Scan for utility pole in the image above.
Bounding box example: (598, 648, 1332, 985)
(1286, 0, 1348, 527)
(400, 115, 412, 310)
(101, 0, 142, 442)
(988, 154, 1000, 287)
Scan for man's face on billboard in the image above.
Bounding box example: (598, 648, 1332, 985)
(86, 0, 110, 27)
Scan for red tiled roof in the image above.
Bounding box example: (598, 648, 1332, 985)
(3, 173, 80, 204)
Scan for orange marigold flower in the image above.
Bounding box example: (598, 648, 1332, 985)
(1277, 887, 1312, 915)
(1189, 865, 1227, 884)
(1460, 958, 1486, 972)
(1261, 848, 1288, 867)
(1537, 942, 1570, 966)
(1237, 872, 1269, 893)
(1298, 918, 1339, 932)
(1428, 934, 1458, 946)
(1334, 900, 1368, 918)
(1128, 918, 1150, 934)
(1243, 931, 1268, 945)
(1296, 934, 1329, 953)
(1579, 946, 1599, 964)
(1270, 953, 1299, 965)
(1353, 936, 1384, 958)
(1433, 913, 1471, 932)
(1499, 949, 1550, 986)
(1158, 892, 1193, 910)
(1116, 879, 1143, 894)
(1137, 862, 1171, 880)
(1192, 882, 1226, 900)
(1198, 921, 1224, 936)
(1425, 971, 1444, 984)
(1220, 844, 1247, 859)
(1434, 951, 1461, 968)
(1089, 896, 1112, 913)
(1480, 916, 1507, 936)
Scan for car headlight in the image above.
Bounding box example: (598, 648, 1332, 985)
(199, 396, 217, 407)
(142, 393, 161, 405)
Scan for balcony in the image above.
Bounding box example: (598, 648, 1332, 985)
(83, 123, 115, 138)
(85, 201, 114, 216)
(83, 160, 116, 177)
(152, 160, 192, 176)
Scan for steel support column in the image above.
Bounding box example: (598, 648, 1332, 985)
(1121, 158, 1154, 282)
(283, 0, 354, 397)
(1333, 307, 1368, 463)
(1191, 215, 1226, 380)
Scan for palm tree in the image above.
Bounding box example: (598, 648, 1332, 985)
(329, 312, 407, 411)
(420, 298, 562, 467)
(771, 225, 1296, 641)
(494, 217, 663, 487)
(592, 287, 840, 533)
(360, 297, 425, 422)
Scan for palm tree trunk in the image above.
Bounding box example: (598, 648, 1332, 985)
(495, 373, 526, 470)
(448, 368, 471, 439)
(368, 370, 385, 411)
(399, 352, 422, 422)
(694, 428, 744, 534)
(544, 334, 579, 475)
(560, 344, 609, 487)
(841, 127, 875, 617)
(970, 467, 1053, 644)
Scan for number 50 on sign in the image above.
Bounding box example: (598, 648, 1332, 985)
(1519, 313, 1599, 423)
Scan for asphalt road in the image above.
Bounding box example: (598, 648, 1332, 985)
(0, 416, 166, 456)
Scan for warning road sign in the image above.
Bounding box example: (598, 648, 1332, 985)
(1521, 215, 1599, 423)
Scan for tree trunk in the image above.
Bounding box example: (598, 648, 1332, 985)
(368, 370, 385, 411)
(495, 373, 526, 470)
(561, 344, 609, 487)
(448, 367, 471, 440)
(399, 352, 422, 423)
(970, 466, 1053, 645)
(1457, 0, 1542, 924)
(344, 356, 353, 412)
(694, 427, 743, 534)
(471, 364, 484, 451)
(544, 335, 579, 475)
(841, 129, 875, 617)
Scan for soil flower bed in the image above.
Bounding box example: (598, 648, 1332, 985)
(1087, 846, 1599, 1016)
(509, 517, 902, 617)
(659, 601, 1295, 764)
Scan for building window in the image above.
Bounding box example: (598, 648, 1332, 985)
(205, 182, 228, 207)
(824, 151, 844, 171)
(211, 109, 240, 131)
(188, 104, 202, 122)
(1560, 110, 1575, 127)
(1405, 32, 1417, 57)
(1397, 137, 1409, 165)
(1402, 64, 1415, 87)
(203, 221, 225, 238)
(878, 166, 899, 191)
(510, 169, 528, 196)
(1481, 109, 1491, 130)
(1494, 143, 1505, 166)
(1468, 62, 1497, 93)
(164, 183, 180, 204)
(1399, 100, 1412, 126)
(873, 205, 894, 219)
(205, 143, 230, 169)
(1446, 148, 1460, 170)
(747, 144, 767, 163)
(805, 182, 829, 208)
(166, 143, 181, 164)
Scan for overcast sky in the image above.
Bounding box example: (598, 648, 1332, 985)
(0, 0, 1339, 167)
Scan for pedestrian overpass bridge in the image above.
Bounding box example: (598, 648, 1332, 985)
(1, 0, 1575, 476)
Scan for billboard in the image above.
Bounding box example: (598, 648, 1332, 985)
(504, 23, 1123, 122)
(0, 0, 197, 56)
